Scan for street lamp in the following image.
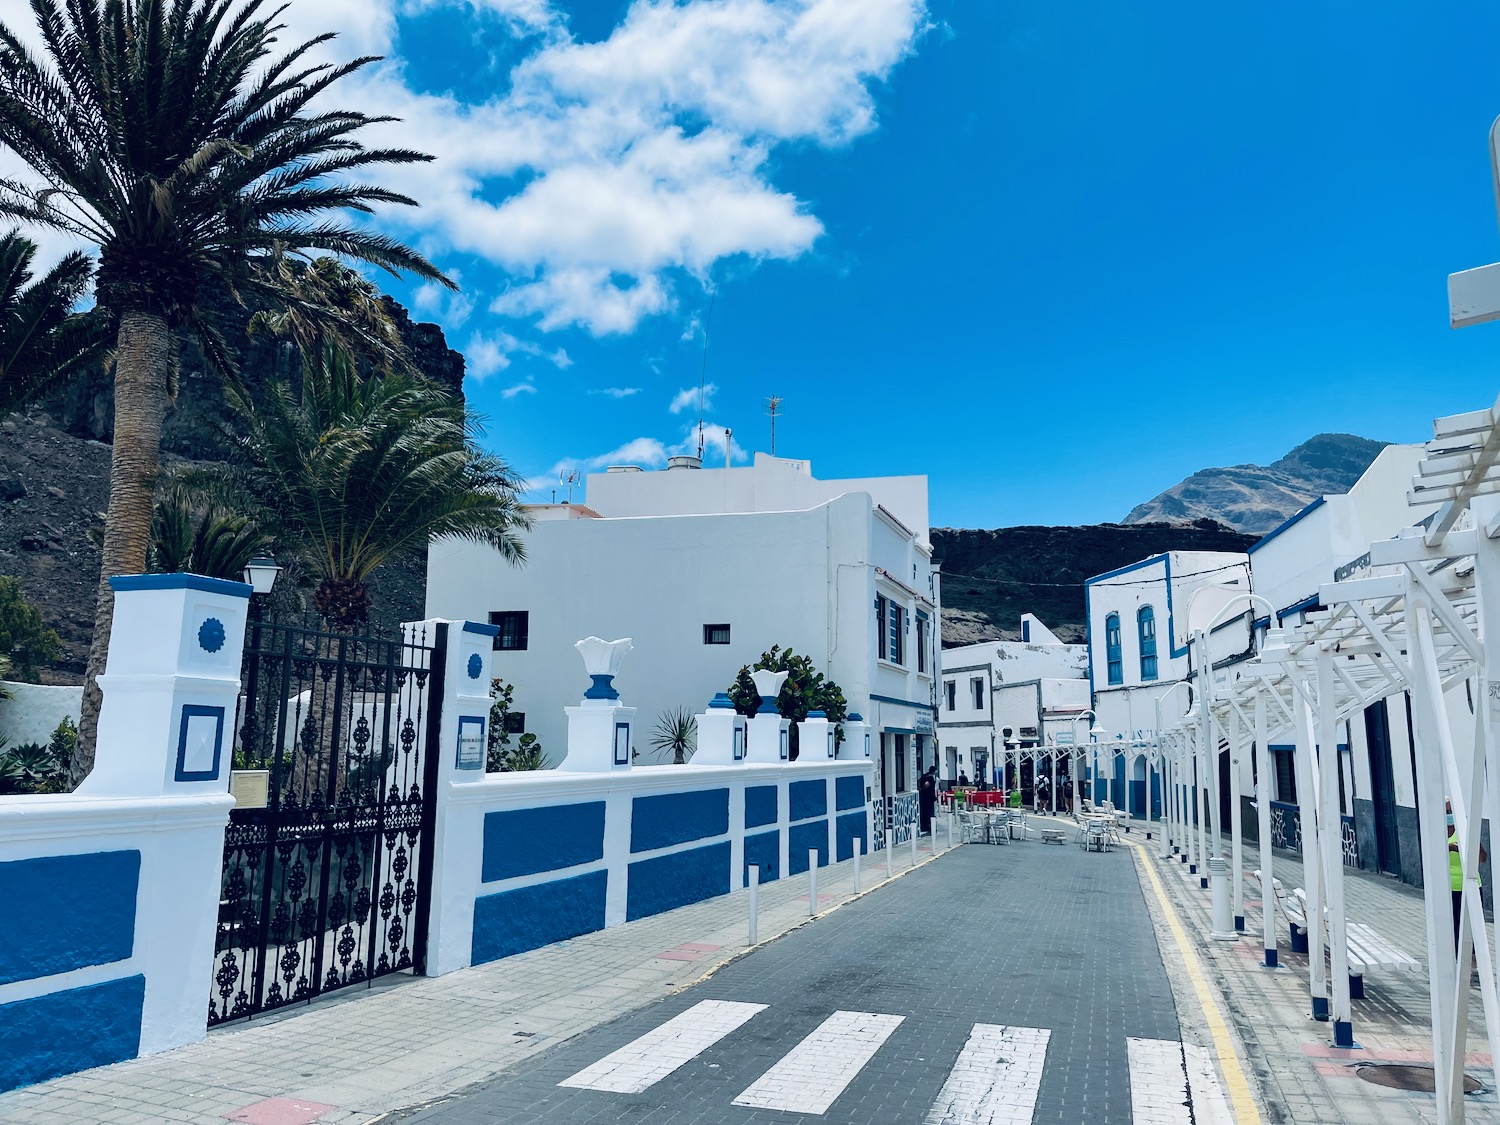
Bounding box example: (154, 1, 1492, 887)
(1068, 709, 1102, 821)
(242, 556, 281, 596)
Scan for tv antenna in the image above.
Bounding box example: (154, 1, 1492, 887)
(696, 287, 716, 460)
(560, 469, 580, 503)
(765, 395, 783, 456)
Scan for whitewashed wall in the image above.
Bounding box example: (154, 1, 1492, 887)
(0, 682, 82, 746)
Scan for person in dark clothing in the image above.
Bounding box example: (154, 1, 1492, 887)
(958, 771, 971, 787)
(918, 766, 937, 835)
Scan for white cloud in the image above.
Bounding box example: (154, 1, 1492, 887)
(500, 381, 538, 398)
(669, 383, 716, 414)
(277, 0, 929, 335)
(465, 332, 512, 379)
(548, 347, 572, 369)
(593, 386, 642, 398)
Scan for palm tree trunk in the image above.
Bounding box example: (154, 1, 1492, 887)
(74, 312, 175, 786)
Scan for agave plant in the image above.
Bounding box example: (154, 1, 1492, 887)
(650, 708, 698, 765)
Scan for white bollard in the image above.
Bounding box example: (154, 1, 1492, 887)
(886, 830, 894, 879)
(946, 811, 954, 851)
(748, 864, 759, 945)
(808, 849, 818, 916)
(911, 827, 918, 867)
(853, 846, 862, 893)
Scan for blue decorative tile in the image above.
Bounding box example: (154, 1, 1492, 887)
(466, 652, 483, 680)
(196, 617, 225, 653)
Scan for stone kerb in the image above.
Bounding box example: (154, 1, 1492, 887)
(0, 574, 241, 1093)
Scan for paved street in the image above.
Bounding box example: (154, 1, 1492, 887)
(391, 833, 1208, 1124)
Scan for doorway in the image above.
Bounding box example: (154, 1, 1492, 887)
(1364, 699, 1402, 875)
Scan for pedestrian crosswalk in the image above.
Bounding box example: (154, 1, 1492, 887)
(556, 999, 1234, 1122)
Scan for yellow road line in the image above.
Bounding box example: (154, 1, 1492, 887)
(1134, 845, 1264, 1125)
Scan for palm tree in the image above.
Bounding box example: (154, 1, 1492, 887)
(216, 344, 530, 629)
(149, 486, 268, 579)
(0, 229, 109, 414)
(0, 0, 455, 782)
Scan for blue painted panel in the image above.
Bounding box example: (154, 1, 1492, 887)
(471, 870, 607, 964)
(482, 803, 604, 883)
(835, 812, 868, 861)
(630, 788, 730, 853)
(627, 842, 731, 921)
(0, 851, 139, 986)
(745, 785, 778, 829)
(0, 975, 144, 1092)
(743, 830, 780, 885)
(835, 775, 865, 811)
(788, 820, 828, 874)
(789, 779, 827, 822)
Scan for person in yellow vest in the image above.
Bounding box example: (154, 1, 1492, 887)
(1448, 798, 1488, 956)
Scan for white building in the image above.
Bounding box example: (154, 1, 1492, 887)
(937, 614, 1088, 797)
(425, 453, 940, 804)
(1243, 443, 1444, 887)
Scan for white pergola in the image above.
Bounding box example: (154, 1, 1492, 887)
(1152, 395, 1500, 1121)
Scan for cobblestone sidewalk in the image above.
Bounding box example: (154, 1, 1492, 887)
(0, 830, 955, 1125)
(1140, 827, 1500, 1125)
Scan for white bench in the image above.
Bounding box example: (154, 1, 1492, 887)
(1255, 878, 1420, 998)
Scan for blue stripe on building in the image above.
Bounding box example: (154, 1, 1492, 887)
(630, 789, 730, 853)
(788, 820, 829, 873)
(0, 851, 139, 986)
(626, 842, 731, 921)
(835, 812, 868, 861)
(0, 975, 145, 1093)
(743, 830, 780, 885)
(471, 870, 608, 964)
(789, 779, 827, 822)
(482, 803, 605, 882)
(745, 784, 778, 829)
(835, 775, 864, 811)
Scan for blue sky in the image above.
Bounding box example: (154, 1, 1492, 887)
(230, 2, 1500, 525)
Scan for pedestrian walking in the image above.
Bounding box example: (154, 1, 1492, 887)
(1448, 797, 1487, 956)
(918, 766, 937, 835)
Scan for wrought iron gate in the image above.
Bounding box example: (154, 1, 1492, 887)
(208, 615, 446, 1026)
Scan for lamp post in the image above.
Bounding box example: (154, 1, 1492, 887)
(238, 555, 280, 770)
(1069, 709, 1102, 819)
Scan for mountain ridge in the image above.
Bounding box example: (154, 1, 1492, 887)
(1122, 433, 1389, 534)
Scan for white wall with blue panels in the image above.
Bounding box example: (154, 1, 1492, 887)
(423, 760, 875, 975)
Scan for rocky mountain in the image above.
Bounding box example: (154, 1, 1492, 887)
(1122, 433, 1389, 535)
(933, 520, 1259, 647)
(1, 290, 462, 682)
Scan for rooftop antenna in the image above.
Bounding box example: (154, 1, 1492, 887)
(765, 395, 783, 456)
(696, 287, 716, 460)
(560, 469, 580, 503)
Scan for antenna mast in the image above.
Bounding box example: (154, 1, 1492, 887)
(696, 288, 716, 460)
(560, 469, 580, 503)
(765, 395, 783, 456)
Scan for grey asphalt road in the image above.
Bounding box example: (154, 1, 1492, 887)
(395, 838, 1181, 1124)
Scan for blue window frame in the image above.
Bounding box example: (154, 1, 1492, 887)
(1105, 613, 1123, 685)
(1138, 606, 1158, 681)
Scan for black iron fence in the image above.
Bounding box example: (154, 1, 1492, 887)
(209, 612, 446, 1026)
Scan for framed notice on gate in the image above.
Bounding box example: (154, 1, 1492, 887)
(456, 715, 485, 770)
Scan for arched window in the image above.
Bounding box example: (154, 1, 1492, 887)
(1138, 606, 1158, 681)
(1105, 613, 1123, 684)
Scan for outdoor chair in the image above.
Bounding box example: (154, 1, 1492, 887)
(1080, 818, 1109, 852)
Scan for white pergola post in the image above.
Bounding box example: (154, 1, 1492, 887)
(1254, 684, 1277, 966)
(1194, 722, 1209, 884)
(1316, 643, 1354, 1047)
(1229, 701, 1246, 932)
(1291, 677, 1329, 1023)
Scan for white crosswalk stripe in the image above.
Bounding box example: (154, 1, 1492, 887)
(1126, 1037, 1233, 1125)
(557, 999, 767, 1093)
(732, 1009, 906, 1115)
(923, 1023, 1051, 1125)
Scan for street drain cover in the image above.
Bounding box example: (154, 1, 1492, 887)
(1355, 1063, 1483, 1094)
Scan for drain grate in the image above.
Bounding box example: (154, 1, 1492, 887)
(1355, 1063, 1484, 1094)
